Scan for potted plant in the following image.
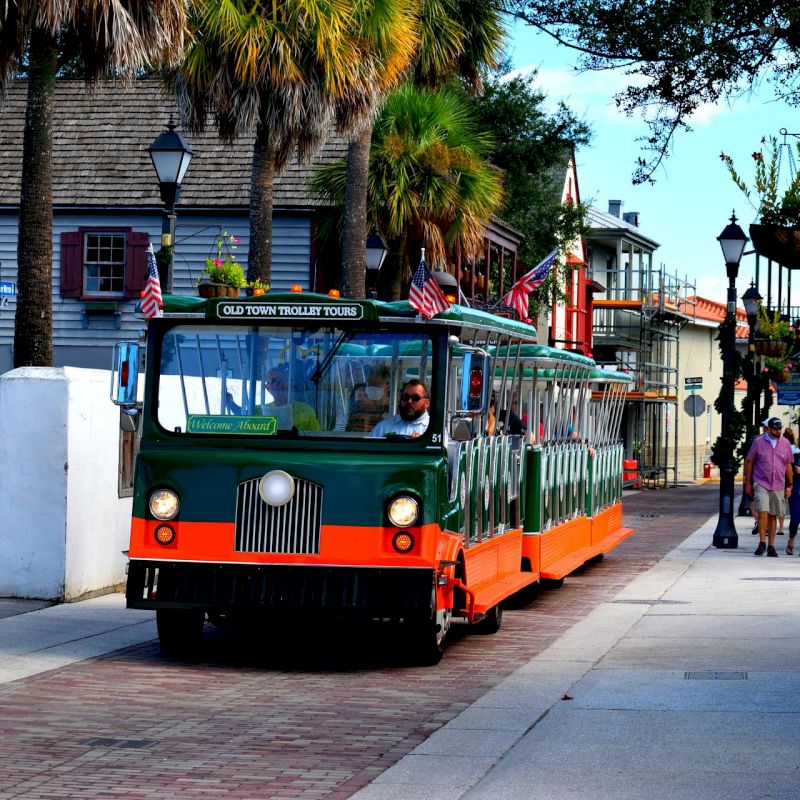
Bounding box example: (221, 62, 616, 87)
(197, 231, 246, 297)
(247, 278, 270, 297)
(754, 305, 790, 356)
(721, 136, 800, 267)
(765, 356, 792, 383)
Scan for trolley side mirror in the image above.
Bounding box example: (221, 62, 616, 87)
(458, 351, 488, 413)
(111, 342, 140, 407)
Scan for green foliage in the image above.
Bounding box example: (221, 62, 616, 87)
(757, 305, 791, 340)
(710, 313, 746, 470)
(721, 137, 800, 227)
(198, 231, 246, 288)
(465, 64, 592, 273)
(511, 1, 800, 183)
(311, 81, 504, 289)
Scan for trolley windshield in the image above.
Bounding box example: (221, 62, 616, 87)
(156, 324, 435, 439)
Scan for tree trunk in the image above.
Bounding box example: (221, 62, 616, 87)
(14, 27, 57, 368)
(377, 232, 407, 301)
(248, 123, 275, 285)
(341, 128, 371, 298)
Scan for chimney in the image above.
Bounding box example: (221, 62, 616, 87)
(623, 211, 641, 227)
(608, 200, 623, 218)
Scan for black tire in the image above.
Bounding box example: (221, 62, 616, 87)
(587, 552, 605, 564)
(473, 603, 503, 635)
(407, 604, 451, 666)
(156, 608, 205, 658)
(541, 577, 564, 590)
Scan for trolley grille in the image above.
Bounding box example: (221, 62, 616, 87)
(235, 476, 322, 554)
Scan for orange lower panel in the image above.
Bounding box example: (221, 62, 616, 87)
(462, 529, 537, 613)
(528, 517, 592, 580)
(129, 517, 460, 569)
(590, 503, 633, 554)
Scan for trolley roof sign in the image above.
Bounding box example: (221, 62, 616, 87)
(213, 300, 365, 321)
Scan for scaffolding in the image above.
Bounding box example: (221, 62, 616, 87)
(591, 264, 696, 488)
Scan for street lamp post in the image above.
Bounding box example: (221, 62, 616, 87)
(713, 213, 749, 548)
(365, 232, 389, 298)
(148, 119, 195, 292)
(738, 282, 762, 517)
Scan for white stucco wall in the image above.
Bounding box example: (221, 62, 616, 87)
(0, 367, 132, 600)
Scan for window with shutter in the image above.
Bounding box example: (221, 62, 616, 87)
(59, 227, 152, 300)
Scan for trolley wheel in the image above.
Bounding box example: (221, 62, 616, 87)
(588, 552, 605, 565)
(156, 608, 205, 658)
(408, 608, 451, 666)
(473, 603, 503, 635)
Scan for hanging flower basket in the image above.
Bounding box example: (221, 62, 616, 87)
(198, 282, 240, 299)
(749, 224, 800, 269)
(769, 367, 791, 383)
(754, 340, 786, 357)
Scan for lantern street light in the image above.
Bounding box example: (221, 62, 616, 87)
(365, 232, 389, 298)
(148, 118, 195, 292)
(713, 213, 749, 548)
(738, 282, 763, 517)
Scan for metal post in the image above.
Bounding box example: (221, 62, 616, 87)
(713, 280, 739, 548)
(159, 210, 176, 293)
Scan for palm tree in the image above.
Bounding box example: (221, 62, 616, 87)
(312, 83, 504, 299)
(338, 0, 507, 298)
(177, 0, 415, 289)
(0, 1, 188, 368)
(337, 0, 419, 299)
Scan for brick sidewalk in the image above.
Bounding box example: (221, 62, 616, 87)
(0, 485, 718, 800)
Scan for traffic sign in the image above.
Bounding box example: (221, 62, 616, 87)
(684, 394, 706, 417)
(685, 376, 702, 387)
(0, 281, 16, 296)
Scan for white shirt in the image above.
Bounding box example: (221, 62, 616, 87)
(369, 411, 430, 438)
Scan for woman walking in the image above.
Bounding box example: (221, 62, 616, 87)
(784, 428, 800, 555)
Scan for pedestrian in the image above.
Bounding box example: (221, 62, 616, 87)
(751, 419, 770, 535)
(778, 428, 797, 535)
(784, 428, 800, 555)
(743, 417, 794, 556)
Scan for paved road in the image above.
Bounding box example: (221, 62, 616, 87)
(0, 485, 718, 800)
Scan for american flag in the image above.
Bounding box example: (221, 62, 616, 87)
(408, 249, 450, 319)
(141, 245, 164, 319)
(502, 249, 557, 321)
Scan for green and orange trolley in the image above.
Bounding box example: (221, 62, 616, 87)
(112, 291, 632, 663)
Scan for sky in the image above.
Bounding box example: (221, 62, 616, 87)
(507, 20, 797, 302)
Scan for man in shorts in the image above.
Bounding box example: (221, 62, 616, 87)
(743, 417, 794, 556)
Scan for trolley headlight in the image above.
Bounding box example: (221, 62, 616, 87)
(259, 470, 295, 507)
(149, 489, 180, 520)
(387, 495, 419, 528)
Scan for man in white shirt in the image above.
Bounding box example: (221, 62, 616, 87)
(369, 379, 430, 438)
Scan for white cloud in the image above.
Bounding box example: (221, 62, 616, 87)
(508, 62, 732, 127)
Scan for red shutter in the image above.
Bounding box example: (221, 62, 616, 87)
(59, 231, 83, 297)
(125, 231, 151, 299)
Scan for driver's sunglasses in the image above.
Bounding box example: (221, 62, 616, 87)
(401, 393, 425, 403)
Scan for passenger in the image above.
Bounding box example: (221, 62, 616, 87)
(263, 366, 320, 431)
(489, 393, 525, 435)
(226, 366, 320, 431)
(369, 379, 430, 438)
(347, 366, 390, 432)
